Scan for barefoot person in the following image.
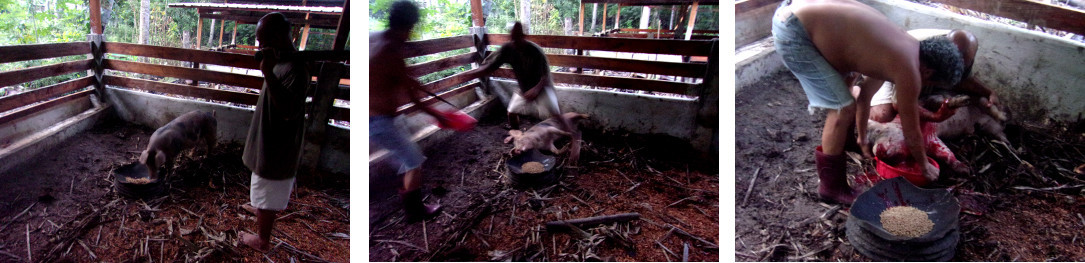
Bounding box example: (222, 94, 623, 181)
(239, 13, 312, 251)
(772, 0, 964, 204)
(370, 0, 443, 221)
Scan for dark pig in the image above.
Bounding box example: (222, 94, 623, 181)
(139, 110, 218, 180)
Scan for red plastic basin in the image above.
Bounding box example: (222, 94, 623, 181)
(875, 156, 939, 187)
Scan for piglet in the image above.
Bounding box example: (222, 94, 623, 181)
(504, 112, 588, 156)
(140, 110, 218, 180)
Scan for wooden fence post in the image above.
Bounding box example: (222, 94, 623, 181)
(301, 62, 345, 170)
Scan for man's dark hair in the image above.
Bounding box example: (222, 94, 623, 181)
(389, 0, 420, 31)
(259, 12, 292, 34)
(918, 36, 964, 86)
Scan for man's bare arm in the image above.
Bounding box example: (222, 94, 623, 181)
(892, 71, 930, 174)
(855, 77, 885, 158)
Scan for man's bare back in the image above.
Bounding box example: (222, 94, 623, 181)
(370, 31, 415, 116)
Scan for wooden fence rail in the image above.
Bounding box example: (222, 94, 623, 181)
(928, 0, 1085, 36)
(102, 75, 259, 105)
(486, 34, 714, 57)
(0, 42, 91, 64)
(401, 35, 475, 58)
(546, 54, 706, 77)
(103, 59, 265, 89)
(0, 59, 93, 88)
(0, 76, 95, 114)
(102, 42, 260, 70)
(0, 89, 94, 125)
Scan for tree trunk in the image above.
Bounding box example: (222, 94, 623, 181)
(520, 0, 531, 33)
(208, 19, 216, 49)
(589, 3, 597, 33)
(639, 6, 650, 29)
(139, 0, 150, 45)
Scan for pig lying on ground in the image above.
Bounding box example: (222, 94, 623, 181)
(140, 110, 218, 180)
(923, 93, 1010, 144)
(865, 119, 965, 180)
(504, 112, 588, 157)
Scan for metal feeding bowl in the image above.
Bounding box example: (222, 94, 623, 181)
(847, 177, 961, 261)
(113, 162, 165, 199)
(505, 149, 558, 186)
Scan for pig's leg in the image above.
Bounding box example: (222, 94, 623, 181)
(928, 138, 970, 174)
(975, 114, 1010, 144)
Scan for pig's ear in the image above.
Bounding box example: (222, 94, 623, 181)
(504, 130, 522, 144)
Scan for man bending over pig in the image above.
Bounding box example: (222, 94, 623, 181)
(464, 22, 574, 135)
(861, 29, 1005, 124)
(370, 0, 444, 222)
(772, 0, 964, 204)
(239, 13, 312, 252)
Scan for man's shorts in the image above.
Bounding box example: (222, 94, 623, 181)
(370, 115, 426, 174)
(250, 173, 296, 211)
(870, 81, 896, 106)
(771, 0, 854, 113)
(507, 86, 561, 120)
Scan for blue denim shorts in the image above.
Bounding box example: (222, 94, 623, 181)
(370, 115, 426, 174)
(772, 0, 854, 113)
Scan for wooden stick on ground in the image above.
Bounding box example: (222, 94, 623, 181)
(545, 213, 641, 232)
(26, 224, 31, 263)
(742, 167, 760, 207)
(0, 203, 35, 232)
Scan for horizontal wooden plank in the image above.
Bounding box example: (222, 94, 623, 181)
(0, 89, 92, 125)
(328, 106, 349, 121)
(581, 0, 719, 5)
(618, 28, 719, 34)
(103, 42, 261, 70)
(198, 12, 341, 29)
(407, 53, 476, 77)
(103, 59, 265, 89)
(0, 76, 95, 114)
(398, 82, 481, 114)
(929, 0, 1085, 36)
(0, 59, 92, 88)
(604, 33, 719, 40)
(548, 54, 706, 77)
(0, 42, 91, 64)
(103, 75, 259, 105)
(402, 35, 475, 58)
(736, 0, 782, 14)
(421, 71, 480, 94)
(493, 68, 694, 95)
(486, 34, 713, 56)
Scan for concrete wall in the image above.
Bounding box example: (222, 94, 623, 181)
(486, 79, 701, 141)
(735, 0, 1085, 122)
(106, 86, 350, 174)
(0, 104, 111, 174)
(736, 3, 777, 47)
(0, 96, 93, 147)
(870, 0, 1085, 122)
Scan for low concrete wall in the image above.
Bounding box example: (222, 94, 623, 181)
(106, 86, 349, 174)
(486, 79, 701, 141)
(863, 0, 1085, 122)
(0, 96, 93, 147)
(0, 104, 112, 174)
(736, 37, 785, 90)
(737, 3, 777, 47)
(106, 87, 256, 143)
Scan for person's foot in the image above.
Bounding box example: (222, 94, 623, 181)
(239, 231, 269, 252)
(241, 204, 259, 215)
(399, 189, 442, 222)
(818, 184, 860, 205)
(815, 146, 859, 205)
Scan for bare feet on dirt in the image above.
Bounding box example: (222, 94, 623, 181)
(239, 231, 269, 252)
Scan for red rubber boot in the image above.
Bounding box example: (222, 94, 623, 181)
(815, 146, 859, 204)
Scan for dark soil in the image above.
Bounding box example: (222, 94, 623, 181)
(0, 118, 348, 262)
(369, 112, 720, 261)
(735, 72, 1085, 261)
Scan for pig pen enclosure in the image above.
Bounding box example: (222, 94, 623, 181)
(736, 0, 1085, 261)
(0, 7, 351, 262)
(367, 27, 720, 261)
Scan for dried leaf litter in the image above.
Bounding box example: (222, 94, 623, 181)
(880, 206, 934, 238)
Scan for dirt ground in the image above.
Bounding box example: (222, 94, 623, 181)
(0, 118, 348, 262)
(735, 72, 1085, 261)
(369, 112, 720, 261)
